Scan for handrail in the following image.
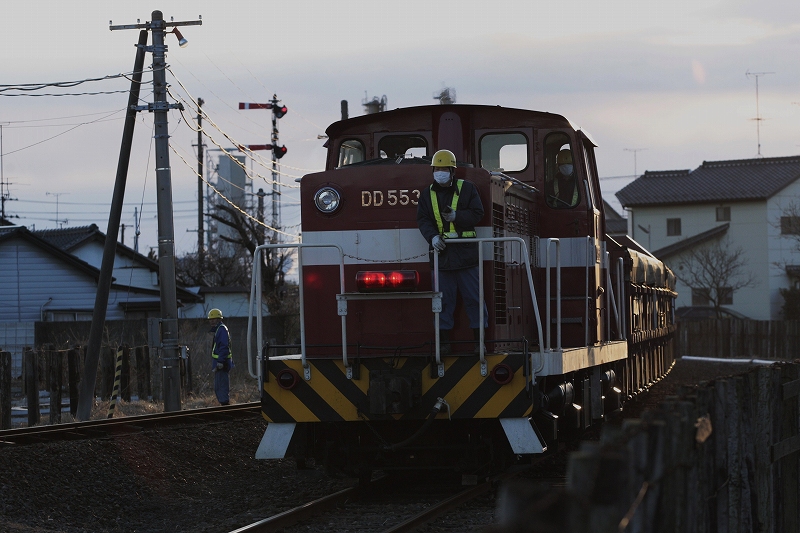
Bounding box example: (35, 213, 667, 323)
(247, 243, 345, 383)
(585, 236, 591, 347)
(605, 251, 620, 341)
(545, 239, 561, 351)
(248, 237, 544, 383)
(617, 257, 627, 340)
(439, 236, 545, 378)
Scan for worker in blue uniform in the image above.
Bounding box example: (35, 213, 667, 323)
(208, 308, 233, 405)
(417, 149, 487, 354)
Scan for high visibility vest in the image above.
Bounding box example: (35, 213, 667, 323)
(430, 180, 477, 239)
(212, 323, 232, 360)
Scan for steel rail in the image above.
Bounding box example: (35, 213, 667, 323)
(227, 483, 362, 533)
(0, 402, 260, 446)
(381, 460, 550, 533)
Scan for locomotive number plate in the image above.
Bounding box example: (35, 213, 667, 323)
(361, 189, 421, 207)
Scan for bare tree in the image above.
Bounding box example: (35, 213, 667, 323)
(677, 239, 757, 317)
(207, 202, 294, 313)
(175, 249, 251, 288)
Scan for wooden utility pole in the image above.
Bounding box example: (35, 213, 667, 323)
(196, 97, 205, 279)
(76, 29, 148, 421)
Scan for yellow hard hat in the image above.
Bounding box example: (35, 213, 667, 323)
(208, 308, 223, 319)
(431, 149, 457, 168)
(556, 149, 573, 165)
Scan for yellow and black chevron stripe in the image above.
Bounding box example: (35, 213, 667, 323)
(261, 353, 533, 423)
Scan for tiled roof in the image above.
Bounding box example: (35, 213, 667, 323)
(616, 155, 800, 207)
(651, 223, 729, 260)
(34, 224, 99, 250)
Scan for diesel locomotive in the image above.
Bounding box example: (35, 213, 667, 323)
(247, 104, 676, 480)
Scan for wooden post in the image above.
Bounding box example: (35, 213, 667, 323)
(24, 349, 39, 426)
(0, 351, 11, 429)
(779, 364, 800, 531)
(47, 346, 63, 425)
(135, 346, 145, 400)
(68, 347, 81, 417)
(121, 344, 131, 402)
(101, 346, 115, 400)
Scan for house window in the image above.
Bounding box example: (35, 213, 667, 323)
(691, 287, 732, 306)
(667, 218, 681, 236)
(781, 216, 800, 235)
(692, 288, 710, 306)
(716, 206, 730, 222)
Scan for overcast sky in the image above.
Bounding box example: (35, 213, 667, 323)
(1, 0, 798, 256)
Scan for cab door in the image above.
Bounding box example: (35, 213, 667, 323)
(578, 132, 605, 344)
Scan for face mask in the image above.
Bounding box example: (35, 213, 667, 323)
(559, 164, 574, 176)
(433, 170, 452, 185)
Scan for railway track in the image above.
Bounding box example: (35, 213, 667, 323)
(0, 402, 261, 446)
(227, 454, 563, 533)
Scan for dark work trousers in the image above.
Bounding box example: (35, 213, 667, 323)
(438, 266, 488, 330)
(214, 368, 230, 404)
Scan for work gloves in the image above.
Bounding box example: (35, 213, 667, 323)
(432, 235, 446, 251)
(216, 362, 224, 370)
(442, 208, 456, 222)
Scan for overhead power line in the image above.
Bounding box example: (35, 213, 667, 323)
(0, 70, 146, 92)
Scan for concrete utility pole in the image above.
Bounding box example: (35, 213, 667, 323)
(105, 11, 202, 414)
(196, 97, 205, 279)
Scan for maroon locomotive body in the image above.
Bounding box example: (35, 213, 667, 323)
(252, 105, 676, 479)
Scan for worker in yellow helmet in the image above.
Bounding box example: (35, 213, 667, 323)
(208, 308, 233, 405)
(545, 148, 579, 208)
(417, 149, 487, 355)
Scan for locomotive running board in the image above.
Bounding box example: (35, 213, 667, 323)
(500, 418, 546, 454)
(255, 422, 295, 459)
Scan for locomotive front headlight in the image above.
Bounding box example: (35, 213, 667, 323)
(314, 187, 341, 214)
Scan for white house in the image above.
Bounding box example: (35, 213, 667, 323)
(33, 224, 202, 318)
(0, 225, 205, 375)
(616, 155, 800, 320)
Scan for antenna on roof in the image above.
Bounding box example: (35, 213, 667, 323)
(433, 87, 456, 105)
(746, 70, 774, 157)
(623, 148, 647, 177)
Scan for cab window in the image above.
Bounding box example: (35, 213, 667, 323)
(378, 135, 427, 159)
(582, 142, 598, 209)
(480, 132, 528, 172)
(337, 139, 365, 167)
(544, 132, 580, 209)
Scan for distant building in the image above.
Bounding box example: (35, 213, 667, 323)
(617, 155, 800, 319)
(212, 154, 251, 258)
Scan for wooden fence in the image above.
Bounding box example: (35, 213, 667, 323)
(678, 319, 800, 359)
(495, 363, 800, 532)
(0, 344, 168, 429)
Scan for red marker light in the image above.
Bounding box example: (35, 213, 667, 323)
(491, 363, 514, 385)
(356, 270, 419, 292)
(277, 368, 300, 390)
